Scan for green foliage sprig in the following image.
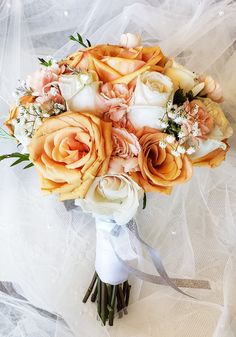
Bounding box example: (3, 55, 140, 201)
(0, 152, 34, 169)
(173, 88, 194, 106)
(38, 58, 53, 67)
(69, 33, 91, 48)
(165, 120, 182, 139)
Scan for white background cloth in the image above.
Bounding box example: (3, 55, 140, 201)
(0, 0, 236, 336)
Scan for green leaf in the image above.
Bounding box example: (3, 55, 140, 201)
(173, 88, 195, 105)
(69, 35, 77, 42)
(142, 192, 147, 209)
(165, 119, 181, 139)
(23, 162, 34, 169)
(76, 33, 83, 42)
(86, 39, 91, 47)
(38, 57, 53, 67)
(186, 90, 194, 101)
(173, 88, 186, 106)
(10, 158, 25, 167)
(0, 152, 33, 169)
(69, 33, 91, 48)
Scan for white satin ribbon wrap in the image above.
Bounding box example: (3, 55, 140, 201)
(95, 218, 137, 285)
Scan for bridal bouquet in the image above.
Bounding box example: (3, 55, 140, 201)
(1, 33, 233, 325)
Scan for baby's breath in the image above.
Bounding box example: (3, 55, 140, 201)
(186, 146, 196, 155)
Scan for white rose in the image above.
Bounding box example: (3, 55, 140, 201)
(76, 174, 143, 225)
(128, 71, 173, 129)
(190, 139, 226, 160)
(128, 105, 167, 129)
(133, 71, 173, 106)
(58, 71, 104, 115)
(164, 60, 197, 92)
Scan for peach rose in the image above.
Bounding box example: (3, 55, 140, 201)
(131, 128, 192, 194)
(61, 44, 166, 84)
(28, 111, 112, 200)
(109, 128, 140, 173)
(5, 95, 35, 134)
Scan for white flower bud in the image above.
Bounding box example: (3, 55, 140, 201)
(192, 130, 200, 137)
(219, 142, 227, 150)
(160, 121, 168, 128)
(186, 146, 196, 155)
(171, 149, 180, 157)
(177, 145, 186, 154)
(43, 113, 50, 118)
(168, 111, 177, 119)
(120, 33, 141, 48)
(192, 82, 205, 97)
(159, 141, 167, 149)
(178, 131, 185, 139)
(49, 87, 58, 96)
(174, 116, 185, 124)
(166, 135, 175, 144)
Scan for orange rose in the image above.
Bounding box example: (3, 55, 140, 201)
(29, 111, 112, 200)
(61, 44, 166, 84)
(5, 95, 35, 134)
(131, 128, 192, 194)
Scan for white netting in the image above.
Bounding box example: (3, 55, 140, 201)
(0, 0, 236, 336)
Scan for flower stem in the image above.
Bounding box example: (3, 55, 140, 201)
(123, 281, 128, 296)
(97, 278, 101, 317)
(83, 273, 130, 326)
(108, 285, 117, 326)
(101, 282, 108, 325)
(125, 284, 131, 307)
(118, 285, 128, 315)
(82, 272, 97, 303)
(91, 282, 98, 302)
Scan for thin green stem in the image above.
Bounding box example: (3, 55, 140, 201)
(118, 285, 128, 315)
(97, 278, 101, 317)
(125, 284, 131, 307)
(101, 282, 108, 325)
(82, 272, 97, 303)
(108, 285, 117, 326)
(91, 282, 98, 303)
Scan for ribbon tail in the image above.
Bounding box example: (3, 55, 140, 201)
(126, 219, 196, 298)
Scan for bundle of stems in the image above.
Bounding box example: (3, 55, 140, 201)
(83, 272, 131, 326)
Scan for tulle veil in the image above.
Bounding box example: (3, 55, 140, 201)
(0, 1, 236, 336)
